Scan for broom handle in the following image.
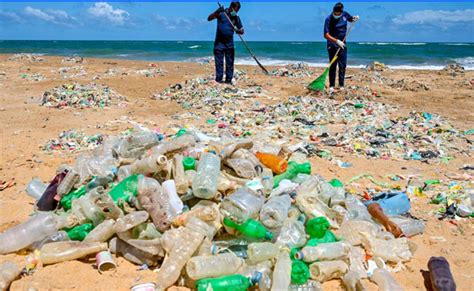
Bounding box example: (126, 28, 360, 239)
(329, 21, 356, 66)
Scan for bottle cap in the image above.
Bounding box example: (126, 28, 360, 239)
(183, 156, 196, 171)
(290, 247, 301, 260)
(329, 178, 344, 188)
(265, 231, 274, 240)
(294, 251, 304, 260)
(250, 271, 263, 285)
(291, 260, 310, 284)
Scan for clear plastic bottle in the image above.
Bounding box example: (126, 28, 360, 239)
(0, 261, 21, 291)
(151, 134, 196, 156)
(338, 220, 380, 246)
(173, 205, 219, 227)
(271, 249, 292, 291)
(260, 168, 274, 196)
(162, 180, 184, 215)
(220, 139, 254, 159)
(391, 216, 426, 238)
(26, 178, 47, 200)
(39, 241, 107, 265)
(220, 188, 265, 222)
(57, 169, 80, 196)
(239, 261, 273, 291)
(225, 158, 257, 179)
(276, 217, 307, 248)
(343, 271, 365, 291)
(345, 193, 373, 222)
(30, 230, 70, 250)
(247, 242, 280, 265)
(309, 260, 348, 282)
(259, 195, 292, 229)
(0, 212, 59, 254)
(173, 154, 188, 194)
(83, 219, 116, 242)
(137, 176, 173, 231)
(296, 242, 351, 263)
(192, 152, 221, 199)
(130, 154, 168, 175)
(115, 211, 149, 233)
(155, 225, 205, 290)
(109, 237, 158, 266)
(70, 189, 106, 226)
(117, 165, 132, 181)
(369, 268, 403, 291)
(347, 246, 367, 279)
(186, 253, 244, 280)
(362, 236, 412, 263)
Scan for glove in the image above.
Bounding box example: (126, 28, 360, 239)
(237, 28, 244, 35)
(336, 39, 345, 49)
(353, 15, 360, 22)
(216, 6, 225, 14)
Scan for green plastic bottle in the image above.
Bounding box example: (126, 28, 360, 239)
(60, 185, 86, 211)
(175, 128, 187, 137)
(223, 217, 273, 240)
(108, 174, 139, 203)
(306, 217, 330, 239)
(329, 178, 344, 188)
(306, 231, 337, 247)
(291, 260, 310, 285)
(273, 162, 311, 188)
(196, 274, 256, 291)
(65, 223, 94, 241)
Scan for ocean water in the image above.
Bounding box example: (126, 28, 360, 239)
(1, 40, 473, 70)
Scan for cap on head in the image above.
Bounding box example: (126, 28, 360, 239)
(230, 1, 241, 9)
(333, 2, 344, 13)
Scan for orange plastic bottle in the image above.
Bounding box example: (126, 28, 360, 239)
(255, 152, 288, 174)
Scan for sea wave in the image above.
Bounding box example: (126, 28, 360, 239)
(453, 56, 474, 67)
(445, 43, 473, 46)
(358, 42, 426, 46)
(188, 45, 201, 49)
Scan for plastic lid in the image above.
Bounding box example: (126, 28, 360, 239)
(265, 231, 274, 240)
(291, 260, 310, 284)
(250, 271, 263, 285)
(183, 156, 196, 171)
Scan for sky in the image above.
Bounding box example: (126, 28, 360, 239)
(0, 2, 473, 42)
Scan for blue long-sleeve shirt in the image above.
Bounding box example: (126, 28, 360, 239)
(214, 8, 243, 49)
(324, 11, 354, 48)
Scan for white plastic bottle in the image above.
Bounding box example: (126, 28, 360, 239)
(247, 242, 280, 265)
(309, 260, 348, 282)
(192, 152, 221, 199)
(25, 178, 47, 200)
(220, 187, 265, 222)
(296, 242, 351, 263)
(259, 195, 292, 229)
(0, 261, 21, 291)
(271, 249, 292, 291)
(370, 268, 404, 291)
(83, 219, 116, 242)
(186, 253, 244, 280)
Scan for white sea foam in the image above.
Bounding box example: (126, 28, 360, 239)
(358, 42, 426, 46)
(188, 45, 201, 49)
(446, 43, 473, 46)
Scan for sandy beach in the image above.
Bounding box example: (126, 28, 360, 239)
(0, 54, 473, 290)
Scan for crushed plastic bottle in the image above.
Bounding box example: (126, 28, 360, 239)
(0, 261, 21, 291)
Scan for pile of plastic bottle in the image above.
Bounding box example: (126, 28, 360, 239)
(1, 125, 453, 291)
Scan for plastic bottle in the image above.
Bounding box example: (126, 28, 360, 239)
(220, 188, 265, 222)
(247, 242, 280, 264)
(173, 205, 219, 227)
(151, 134, 196, 156)
(225, 158, 257, 179)
(70, 189, 105, 226)
(26, 178, 47, 200)
(0, 212, 59, 254)
(239, 261, 272, 290)
(162, 180, 184, 215)
(255, 152, 288, 174)
(362, 236, 412, 263)
(173, 154, 188, 194)
(36, 171, 67, 211)
(223, 217, 273, 240)
(292, 260, 310, 285)
(65, 223, 94, 241)
(295, 242, 351, 263)
(29, 230, 70, 250)
(39, 241, 107, 265)
(428, 256, 456, 291)
(347, 246, 367, 279)
(109, 237, 157, 266)
(259, 195, 292, 229)
(369, 268, 403, 291)
(367, 203, 403, 238)
(60, 185, 86, 211)
(137, 176, 173, 231)
(115, 211, 149, 233)
(155, 225, 205, 290)
(309, 260, 348, 282)
(338, 220, 380, 246)
(277, 216, 307, 248)
(391, 216, 426, 238)
(117, 165, 132, 181)
(0, 261, 21, 291)
(83, 219, 116, 242)
(273, 162, 311, 188)
(196, 274, 257, 291)
(108, 174, 139, 203)
(343, 271, 365, 291)
(345, 193, 373, 222)
(306, 217, 332, 239)
(271, 249, 292, 291)
(216, 244, 249, 259)
(260, 168, 274, 195)
(132, 153, 168, 175)
(192, 152, 221, 199)
(186, 253, 244, 280)
(56, 169, 80, 197)
(219, 139, 254, 159)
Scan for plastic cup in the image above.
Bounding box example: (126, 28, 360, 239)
(96, 250, 116, 273)
(130, 282, 156, 291)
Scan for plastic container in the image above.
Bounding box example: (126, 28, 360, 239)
(0, 261, 21, 291)
(369, 268, 403, 291)
(367, 203, 403, 238)
(226, 158, 257, 179)
(196, 274, 256, 291)
(84, 219, 116, 243)
(223, 217, 273, 240)
(186, 253, 244, 280)
(428, 256, 456, 291)
(309, 260, 348, 282)
(173, 154, 188, 194)
(391, 216, 426, 238)
(271, 249, 292, 291)
(57, 169, 80, 196)
(26, 178, 47, 200)
(192, 152, 221, 199)
(39, 241, 107, 265)
(0, 212, 59, 254)
(247, 242, 280, 264)
(295, 242, 351, 263)
(260, 168, 274, 195)
(364, 192, 411, 216)
(137, 176, 173, 231)
(220, 188, 265, 222)
(363, 236, 412, 263)
(255, 152, 288, 174)
(30, 230, 70, 250)
(259, 195, 292, 229)
(130, 154, 168, 175)
(276, 217, 307, 248)
(345, 194, 373, 222)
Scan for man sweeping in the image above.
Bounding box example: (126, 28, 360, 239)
(208, 1, 244, 85)
(324, 2, 359, 92)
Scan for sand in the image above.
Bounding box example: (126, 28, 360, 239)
(0, 54, 473, 290)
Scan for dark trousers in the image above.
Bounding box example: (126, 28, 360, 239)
(327, 45, 347, 87)
(214, 47, 235, 83)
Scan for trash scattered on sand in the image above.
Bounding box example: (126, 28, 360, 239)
(42, 129, 106, 153)
(57, 66, 88, 79)
(21, 73, 46, 81)
(442, 63, 465, 77)
(61, 56, 84, 64)
(41, 83, 127, 109)
(8, 53, 44, 62)
(270, 63, 313, 77)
